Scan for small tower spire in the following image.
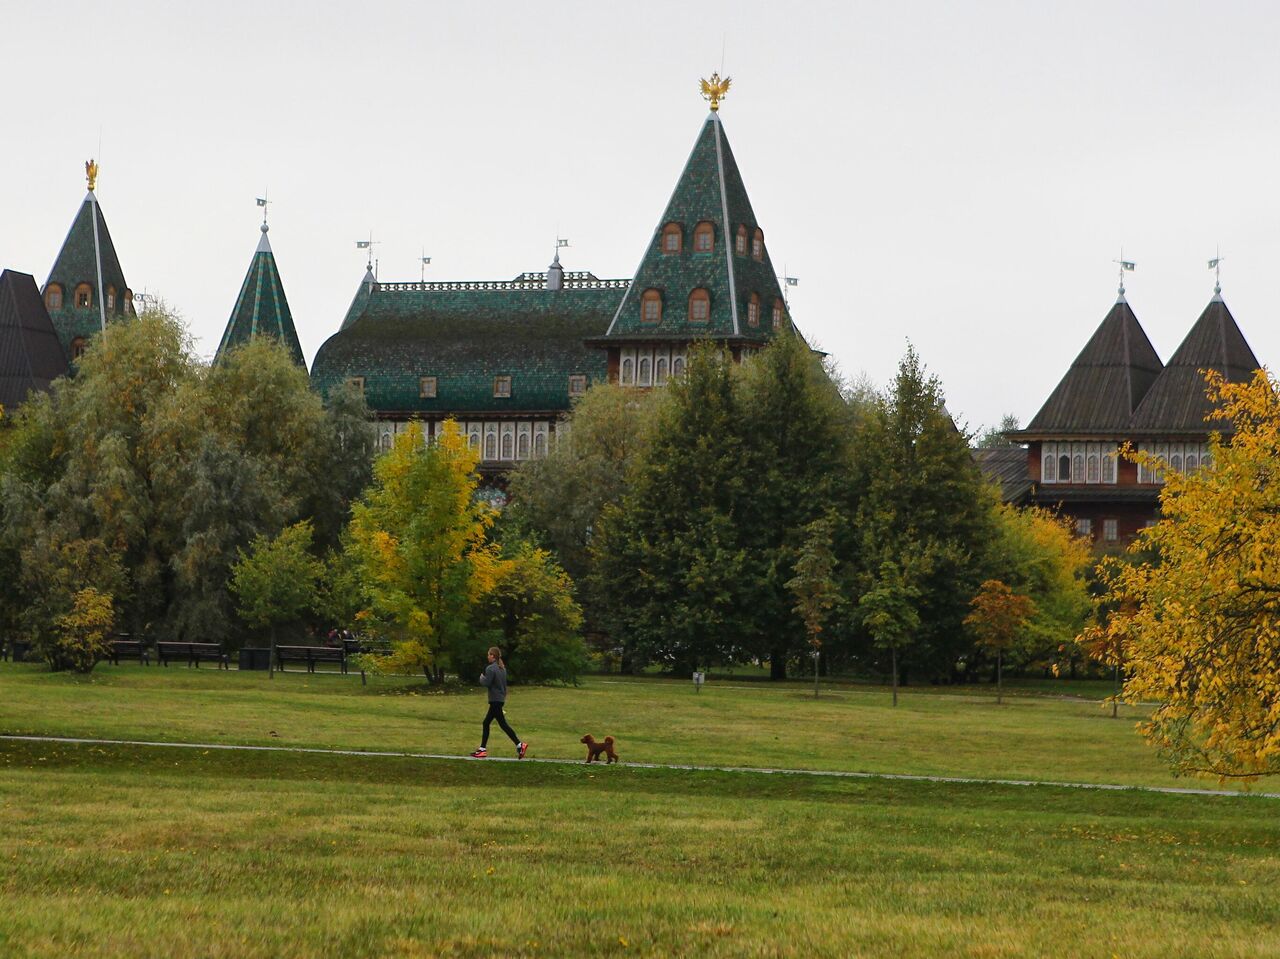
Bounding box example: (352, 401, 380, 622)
(1208, 248, 1224, 302)
(700, 72, 731, 112)
(1114, 251, 1135, 303)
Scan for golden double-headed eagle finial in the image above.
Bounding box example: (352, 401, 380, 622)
(700, 72, 731, 112)
(85, 158, 99, 192)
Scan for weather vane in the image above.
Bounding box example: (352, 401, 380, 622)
(420, 249, 432, 283)
(355, 232, 380, 271)
(1114, 250, 1135, 298)
(256, 190, 271, 226)
(85, 158, 98, 192)
(700, 72, 731, 112)
(1208, 247, 1224, 297)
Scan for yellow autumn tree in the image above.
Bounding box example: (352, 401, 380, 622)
(1094, 369, 1280, 780)
(344, 420, 504, 679)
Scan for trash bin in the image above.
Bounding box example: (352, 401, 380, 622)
(239, 647, 271, 671)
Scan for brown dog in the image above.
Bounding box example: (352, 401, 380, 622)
(580, 734, 618, 764)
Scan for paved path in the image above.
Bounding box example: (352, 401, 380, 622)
(3, 733, 1275, 799)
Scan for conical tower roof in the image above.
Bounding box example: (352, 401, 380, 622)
(1129, 295, 1259, 434)
(0, 269, 69, 409)
(215, 223, 306, 368)
(1024, 297, 1164, 435)
(340, 267, 379, 330)
(43, 187, 132, 357)
(604, 111, 789, 342)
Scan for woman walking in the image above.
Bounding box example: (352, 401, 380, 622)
(470, 646, 528, 759)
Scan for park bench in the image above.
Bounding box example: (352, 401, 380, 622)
(157, 641, 230, 669)
(275, 645, 348, 674)
(103, 639, 150, 666)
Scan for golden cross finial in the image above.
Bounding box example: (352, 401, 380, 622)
(85, 158, 98, 192)
(700, 72, 731, 112)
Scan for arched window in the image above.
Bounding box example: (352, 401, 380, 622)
(484, 431, 497, 460)
(534, 431, 547, 457)
(1057, 454, 1070, 481)
(772, 299, 785, 330)
(1043, 455, 1056, 482)
(106, 286, 116, 311)
(1102, 454, 1116, 483)
(1202, 452, 1213, 471)
(693, 221, 714, 253)
(1170, 454, 1182, 473)
(672, 356, 685, 377)
(518, 432, 530, 459)
(661, 222, 683, 254)
(469, 428, 481, 450)
(74, 283, 93, 308)
(688, 288, 710, 323)
(70, 337, 87, 360)
(45, 283, 63, 310)
(655, 357, 668, 385)
(641, 288, 662, 324)
(380, 432, 393, 452)
(751, 228, 764, 261)
(1087, 454, 1099, 483)
(1072, 454, 1084, 483)
(621, 357, 634, 384)
(735, 225, 748, 256)
(638, 357, 651, 386)
(747, 292, 761, 327)
(1186, 454, 1198, 473)
(123, 289, 134, 314)
(501, 432, 514, 459)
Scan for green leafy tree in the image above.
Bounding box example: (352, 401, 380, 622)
(975, 414, 1021, 448)
(858, 559, 921, 706)
(786, 512, 840, 697)
(965, 578, 1037, 704)
(17, 535, 123, 673)
(230, 521, 324, 646)
(344, 421, 503, 679)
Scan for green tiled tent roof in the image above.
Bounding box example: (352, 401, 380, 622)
(0, 269, 69, 410)
(43, 192, 132, 356)
(215, 225, 306, 368)
(606, 112, 788, 343)
(311, 282, 618, 414)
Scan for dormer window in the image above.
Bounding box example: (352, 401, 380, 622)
(772, 299, 785, 330)
(752, 228, 764, 261)
(494, 375, 512, 398)
(693, 221, 715, 253)
(641, 288, 662, 324)
(747, 292, 761, 328)
(74, 283, 93, 308)
(123, 289, 134, 314)
(45, 283, 63, 310)
(735, 225, 748, 256)
(569, 374, 587, 397)
(70, 337, 87, 360)
(661, 223, 683, 254)
(106, 286, 116, 311)
(419, 376, 437, 399)
(688, 288, 710, 323)
(346, 376, 365, 393)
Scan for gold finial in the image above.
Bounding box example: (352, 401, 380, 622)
(85, 158, 98, 192)
(700, 72, 731, 112)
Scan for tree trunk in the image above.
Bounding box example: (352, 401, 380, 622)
(1112, 663, 1119, 719)
(770, 646, 787, 681)
(996, 648, 1003, 705)
(890, 645, 898, 707)
(813, 648, 820, 699)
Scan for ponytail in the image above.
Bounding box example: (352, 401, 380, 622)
(488, 646, 505, 669)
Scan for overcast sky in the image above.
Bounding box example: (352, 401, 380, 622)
(2, 1, 1278, 431)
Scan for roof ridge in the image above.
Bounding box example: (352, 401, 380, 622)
(713, 114, 740, 335)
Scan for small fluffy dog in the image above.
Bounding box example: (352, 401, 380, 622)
(580, 734, 619, 764)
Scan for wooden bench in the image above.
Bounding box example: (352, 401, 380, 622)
(275, 645, 347, 674)
(157, 641, 229, 669)
(103, 640, 150, 666)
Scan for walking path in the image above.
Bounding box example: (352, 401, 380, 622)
(4, 733, 1276, 799)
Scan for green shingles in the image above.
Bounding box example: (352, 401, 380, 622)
(310, 285, 617, 414)
(43, 195, 132, 357)
(607, 113, 789, 343)
(215, 233, 306, 368)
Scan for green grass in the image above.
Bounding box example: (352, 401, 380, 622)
(2, 664, 1278, 957)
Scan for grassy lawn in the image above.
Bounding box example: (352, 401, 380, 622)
(2, 664, 1278, 957)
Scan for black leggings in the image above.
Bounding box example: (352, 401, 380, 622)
(482, 702, 519, 747)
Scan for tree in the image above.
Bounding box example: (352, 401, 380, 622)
(1092, 369, 1280, 780)
(344, 421, 503, 679)
(858, 560, 921, 706)
(230, 521, 324, 647)
(975, 414, 1021, 448)
(786, 512, 839, 698)
(52, 588, 116, 674)
(965, 579, 1036, 704)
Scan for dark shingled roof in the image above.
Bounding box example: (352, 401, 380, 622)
(0, 269, 69, 410)
(972, 446, 1032, 504)
(606, 112, 789, 344)
(341, 269, 379, 331)
(1128, 296, 1260, 434)
(311, 283, 617, 414)
(215, 226, 306, 368)
(43, 192, 132, 356)
(1023, 298, 1163, 435)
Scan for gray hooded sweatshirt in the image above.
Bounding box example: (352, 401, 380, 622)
(480, 662, 507, 703)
